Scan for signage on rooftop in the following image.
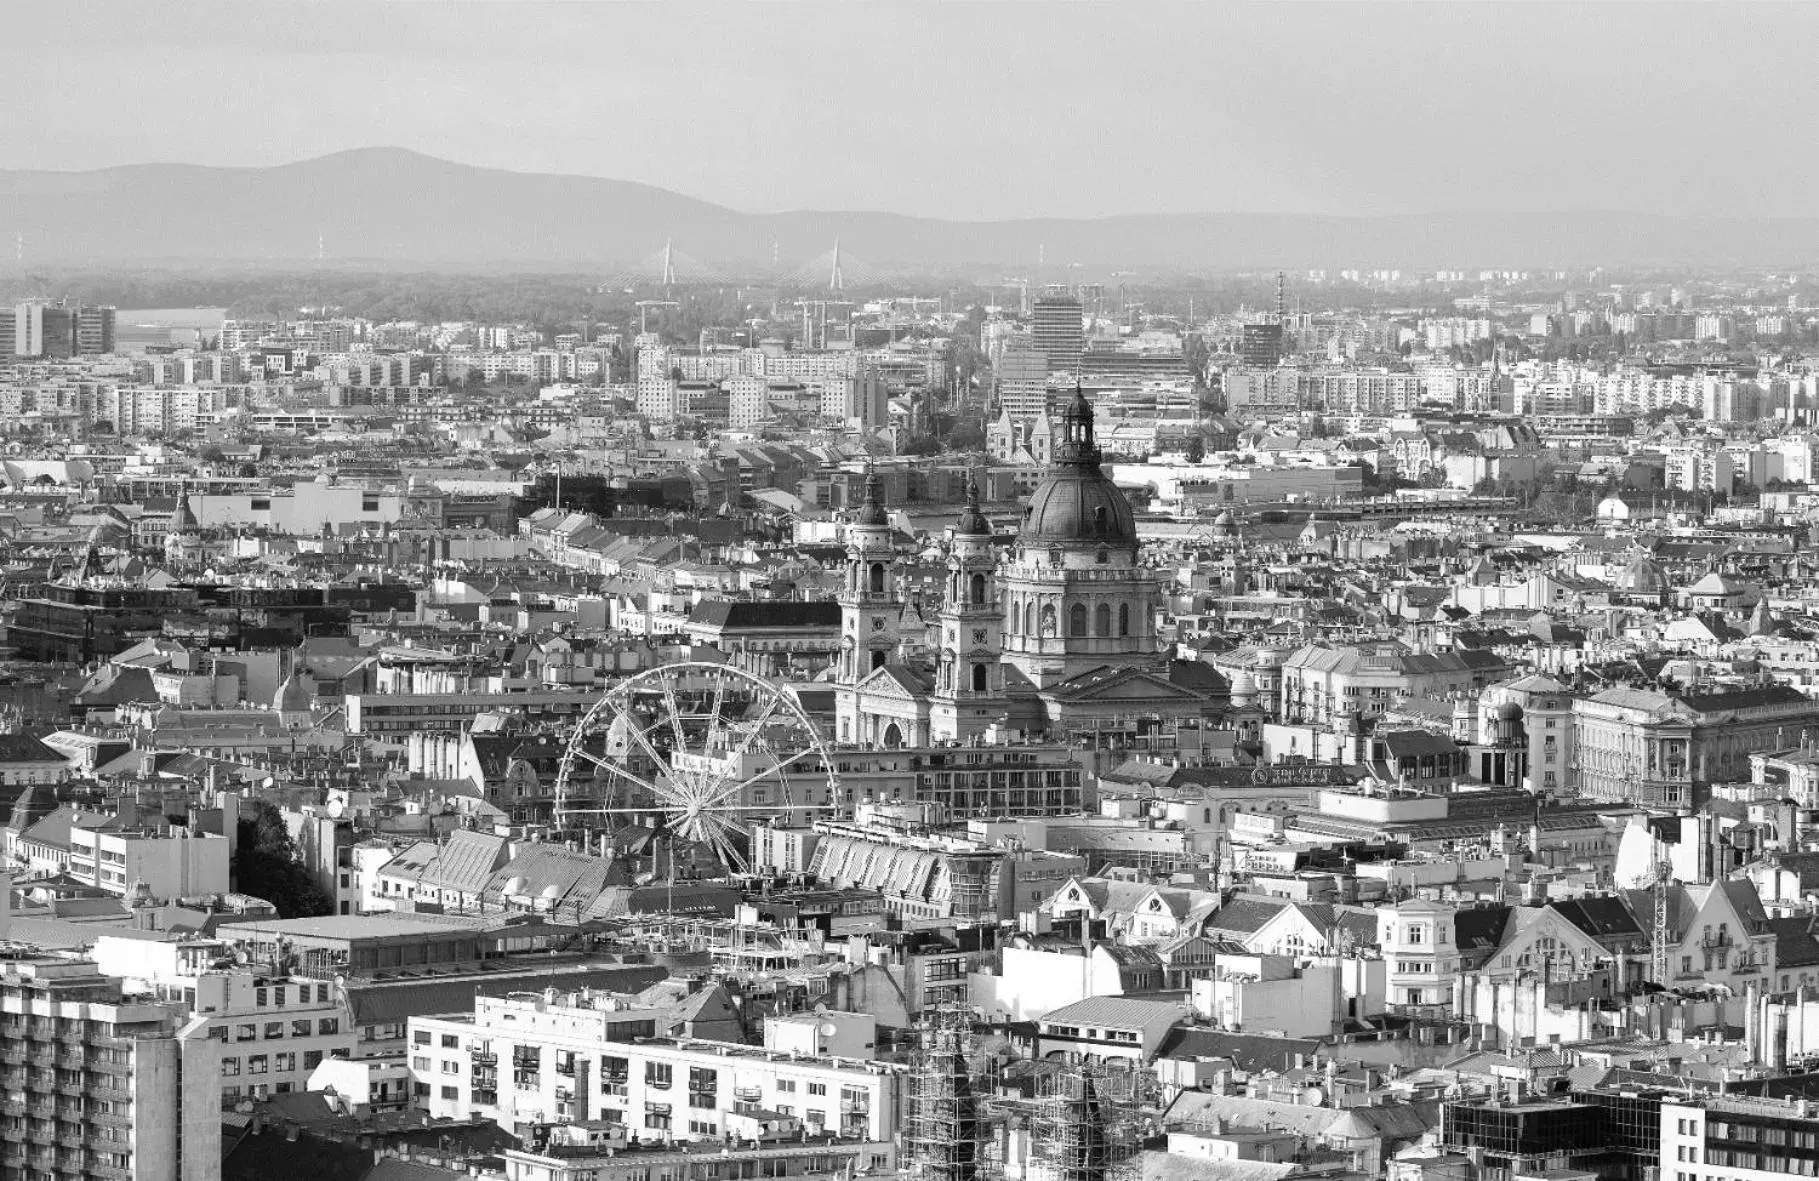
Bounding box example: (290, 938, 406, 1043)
(1251, 764, 1351, 787)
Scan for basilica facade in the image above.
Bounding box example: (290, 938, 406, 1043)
(832, 392, 1228, 750)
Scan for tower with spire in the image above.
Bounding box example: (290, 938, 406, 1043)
(836, 465, 900, 686)
(164, 483, 203, 570)
(931, 473, 1007, 742)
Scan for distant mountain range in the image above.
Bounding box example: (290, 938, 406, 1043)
(2, 147, 1816, 274)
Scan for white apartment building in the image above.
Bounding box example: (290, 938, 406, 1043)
(0, 955, 221, 1181)
(89, 935, 355, 1105)
(1664, 445, 1735, 494)
(68, 824, 230, 900)
(408, 992, 898, 1141)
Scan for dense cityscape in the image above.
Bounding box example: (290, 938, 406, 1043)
(17, 3, 1819, 1180)
(0, 254, 1816, 1181)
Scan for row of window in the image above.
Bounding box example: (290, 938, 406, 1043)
(210, 1019, 339, 1042)
(222, 1050, 324, 1076)
(255, 984, 332, 1008)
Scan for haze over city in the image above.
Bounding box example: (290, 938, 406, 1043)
(7, 1, 1819, 223)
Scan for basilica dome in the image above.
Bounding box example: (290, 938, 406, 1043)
(1019, 391, 1137, 548)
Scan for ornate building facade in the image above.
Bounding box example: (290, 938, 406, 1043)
(833, 394, 1224, 750)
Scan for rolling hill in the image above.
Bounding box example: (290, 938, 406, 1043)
(2, 148, 1816, 273)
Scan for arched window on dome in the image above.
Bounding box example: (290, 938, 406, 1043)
(970, 572, 986, 605)
(1094, 603, 1111, 636)
(1094, 506, 1108, 532)
(1118, 603, 1131, 636)
(1069, 603, 1088, 637)
(1096, 549, 1109, 565)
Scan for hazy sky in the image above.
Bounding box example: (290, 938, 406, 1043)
(4, 1, 1815, 221)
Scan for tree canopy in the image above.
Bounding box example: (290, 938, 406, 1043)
(234, 801, 333, 919)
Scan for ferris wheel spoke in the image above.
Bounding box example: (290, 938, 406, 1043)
(728, 694, 785, 764)
(696, 812, 747, 873)
(619, 709, 681, 786)
(704, 674, 731, 750)
(659, 676, 689, 752)
(565, 748, 680, 809)
(702, 745, 817, 808)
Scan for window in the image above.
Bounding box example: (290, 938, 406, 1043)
(1093, 603, 1110, 636)
(210, 1026, 228, 1042)
(689, 1066, 718, 1108)
(808, 1109, 826, 1127)
(441, 1035, 459, 1049)
(222, 1057, 240, 1077)
(441, 1085, 458, 1100)
(304, 1051, 323, 1071)
(807, 1083, 827, 1097)
(646, 1062, 673, 1089)
(265, 1022, 283, 1039)
(777, 1079, 796, 1093)
(249, 1055, 269, 1075)
(1069, 603, 1087, 636)
(291, 1020, 311, 1038)
(1118, 604, 1130, 636)
(236, 1024, 257, 1042)
(413, 1030, 431, 1046)
(442, 1060, 459, 1074)
(255, 988, 267, 1008)
(317, 985, 330, 1003)
(1407, 926, 1426, 945)
(318, 1019, 338, 1036)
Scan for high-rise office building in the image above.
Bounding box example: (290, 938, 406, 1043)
(1031, 295, 1084, 377)
(76, 307, 116, 356)
(994, 338, 1051, 423)
(1240, 321, 1284, 367)
(0, 302, 114, 359)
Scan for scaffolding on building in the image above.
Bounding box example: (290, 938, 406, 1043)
(1029, 1070, 1111, 1181)
(906, 1006, 982, 1181)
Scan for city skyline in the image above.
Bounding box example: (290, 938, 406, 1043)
(8, 1, 1819, 223)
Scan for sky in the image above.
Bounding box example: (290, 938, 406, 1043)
(3, 1, 1815, 222)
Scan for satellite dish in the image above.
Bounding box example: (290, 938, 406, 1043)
(1302, 1086, 1325, 1106)
(819, 1023, 839, 1038)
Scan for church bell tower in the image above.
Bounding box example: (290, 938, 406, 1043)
(837, 464, 900, 685)
(931, 474, 1005, 742)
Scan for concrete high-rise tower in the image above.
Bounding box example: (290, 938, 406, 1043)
(1031, 293, 1084, 378)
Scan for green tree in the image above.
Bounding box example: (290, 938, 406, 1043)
(234, 802, 333, 919)
(1184, 434, 1206, 463)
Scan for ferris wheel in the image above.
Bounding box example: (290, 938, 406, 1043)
(554, 661, 841, 872)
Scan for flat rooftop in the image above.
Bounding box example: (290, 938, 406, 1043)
(219, 913, 488, 942)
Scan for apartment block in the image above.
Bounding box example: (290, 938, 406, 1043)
(0, 955, 221, 1181)
(407, 991, 898, 1142)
